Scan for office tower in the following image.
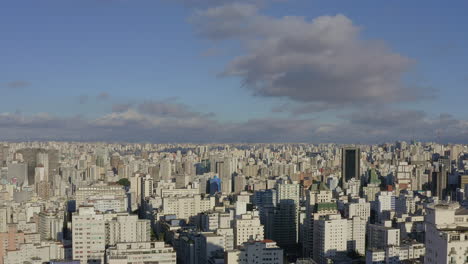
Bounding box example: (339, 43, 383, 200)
(106, 242, 176, 264)
(253, 189, 277, 231)
(72, 207, 106, 264)
(234, 211, 264, 247)
(432, 163, 449, 199)
(225, 240, 284, 264)
(424, 202, 468, 264)
(341, 147, 361, 188)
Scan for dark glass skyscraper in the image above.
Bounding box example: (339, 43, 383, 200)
(341, 147, 361, 188)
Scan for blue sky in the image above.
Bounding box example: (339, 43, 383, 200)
(1, 0, 468, 143)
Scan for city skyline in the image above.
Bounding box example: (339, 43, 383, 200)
(2, 0, 468, 143)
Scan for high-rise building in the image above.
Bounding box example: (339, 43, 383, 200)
(432, 163, 449, 199)
(341, 147, 361, 188)
(312, 214, 348, 264)
(72, 207, 106, 264)
(272, 182, 300, 251)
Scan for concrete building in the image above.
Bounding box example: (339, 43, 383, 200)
(425, 202, 468, 264)
(342, 147, 361, 188)
(234, 211, 264, 247)
(162, 194, 215, 221)
(106, 241, 176, 264)
(0, 225, 26, 264)
(38, 210, 64, 241)
(107, 214, 151, 245)
(75, 184, 126, 207)
(225, 240, 283, 264)
(3, 241, 65, 264)
(312, 214, 348, 264)
(72, 207, 106, 264)
(367, 221, 400, 250)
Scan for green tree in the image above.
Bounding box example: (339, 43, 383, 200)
(116, 178, 130, 187)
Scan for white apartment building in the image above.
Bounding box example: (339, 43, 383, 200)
(3, 241, 65, 264)
(107, 214, 151, 245)
(425, 202, 468, 264)
(366, 242, 425, 264)
(106, 241, 176, 264)
(201, 212, 219, 232)
(312, 214, 348, 264)
(75, 184, 126, 207)
(234, 211, 264, 247)
(162, 194, 215, 220)
(216, 228, 235, 251)
(225, 240, 283, 264)
(72, 206, 106, 264)
(347, 216, 366, 255)
(345, 198, 370, 221)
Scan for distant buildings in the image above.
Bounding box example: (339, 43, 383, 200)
(1, 141, 468, 264)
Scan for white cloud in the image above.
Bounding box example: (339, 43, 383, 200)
(191, 3, 428, 107)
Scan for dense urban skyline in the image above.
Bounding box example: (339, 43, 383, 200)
(2, 0, 468, 143)
(1, 141, 468, 264)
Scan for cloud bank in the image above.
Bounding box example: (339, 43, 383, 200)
(0, 105, 467, 143)
(191, 3, 430, 108)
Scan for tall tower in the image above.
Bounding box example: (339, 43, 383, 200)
(341, 147, 361, 188)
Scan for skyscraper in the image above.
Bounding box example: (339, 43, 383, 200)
(341, 147, 361, 188)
